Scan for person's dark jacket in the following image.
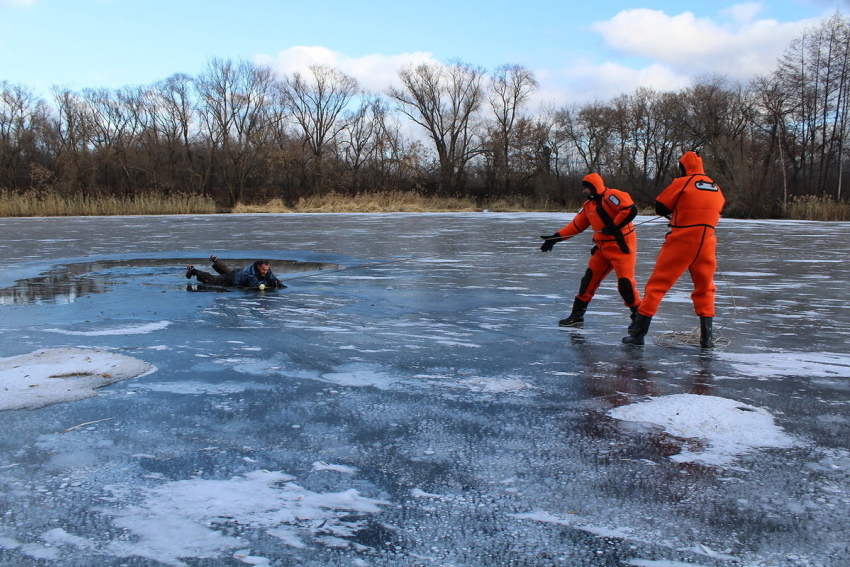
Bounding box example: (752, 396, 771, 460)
(232, 263, 281, 288)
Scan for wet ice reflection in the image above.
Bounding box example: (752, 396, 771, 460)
(0, 257, 340, 305)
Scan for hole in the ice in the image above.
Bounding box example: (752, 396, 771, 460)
(0, 258, 341, 305)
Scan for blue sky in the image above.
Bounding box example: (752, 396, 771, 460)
(1, 0, 847, 107)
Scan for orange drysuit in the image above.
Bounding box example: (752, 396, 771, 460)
(638, 151, 725, 318)
(556, 173, 641, 307)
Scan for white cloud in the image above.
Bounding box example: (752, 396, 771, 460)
(251, 4, 824, 112)
(533, 61, 691, 107)
(591, 7, 816, 81)
(255, 46, 438, 94)
(721, 2, 765, 23)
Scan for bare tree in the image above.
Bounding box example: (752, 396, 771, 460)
(51, 87, 97, 194)
(279, 64, 359, 193)
(487, 64, 538, 193)
(147, 73, 205, 193)
(81, 86, 152, 194)
(340, 94, 383, 193)
(774, 13, 850, 199)
(0, 82, 50, 190)
(554, 101, 617, 173)
(196, 58, 278, 205)
(371, 99, 428, 192)
(671, 76, 758, 213)
(388, 60, 485, 194)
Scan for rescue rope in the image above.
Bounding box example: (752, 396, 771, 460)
(653, 268, 737, 348)
(653, 323, 731, 348)
(633, 215, 668, 227)
(540, 215, 667, 242)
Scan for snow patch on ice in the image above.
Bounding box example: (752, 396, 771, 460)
(510, 511, 636, 539)
(411, 488, 443, 498)
(41, 528, 94, 549)
(454, 376, 532, 394)
(134, 380, 273, 395)
(678, 543, 739, 560)
(722, 271, 779, 277)
(721, 351, 850, 379)
(625, 560, 714, 567)
(233, 550, 271, 565)
(0, 348, 155, 411)
(43, 320, 170, 335)
(608, 394, 797, 465)
(19, 543, 61, 560)
(320, 366, 397, 389)
(100, 469, 389, 566)
(513, 512, 733, 565)
(312, 461, 358, 474)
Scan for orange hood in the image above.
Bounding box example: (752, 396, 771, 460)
(679, 151, 705, 176)
(581, 173, 606, 197)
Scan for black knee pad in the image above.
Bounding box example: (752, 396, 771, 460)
(618, 277, 636, 305)
(578, 268, 594, 296)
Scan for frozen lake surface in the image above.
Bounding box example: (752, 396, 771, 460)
(0, 213, 848, 567)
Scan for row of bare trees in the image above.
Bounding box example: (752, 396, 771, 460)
(2, 12, 849, 216)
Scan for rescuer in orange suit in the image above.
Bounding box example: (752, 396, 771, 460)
(623, 151, 725, 348)
(540, 173, 641, 328)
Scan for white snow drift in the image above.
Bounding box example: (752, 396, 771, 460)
(0, 347, 155, 411)
(608, 393, 798, 465)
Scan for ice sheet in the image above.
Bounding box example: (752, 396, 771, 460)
(0, 213, 847, 567)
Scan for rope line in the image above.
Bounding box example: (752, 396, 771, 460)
(540, 215, 668, 241)
(652, 268, 737, 348)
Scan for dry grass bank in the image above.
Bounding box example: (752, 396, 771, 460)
(0, 191, 217, 217)
(232, 192, 567, 214)
(783, 195, 850, 221)
(233, 192, 477, 213)
(3, 189, 849, 219)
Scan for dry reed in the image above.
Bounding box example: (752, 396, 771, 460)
(3, 189, 849, 219)
(0, 191, 217, 217)
(784, 195, 850, 221)
(232, 191, 481, 213)
(232, 192, 574, 214)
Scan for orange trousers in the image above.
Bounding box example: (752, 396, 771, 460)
(576, 237, 641, 307)
(638, 227, 717, 317)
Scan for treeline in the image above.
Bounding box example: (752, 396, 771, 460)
(2, 12, 850, 217)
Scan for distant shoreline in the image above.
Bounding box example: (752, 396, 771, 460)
(1, 190, 848, 221)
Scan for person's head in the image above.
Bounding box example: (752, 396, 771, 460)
(678, 151, 705, 176)
(253, 260, 270, 277)
(581, 173, 606, 201)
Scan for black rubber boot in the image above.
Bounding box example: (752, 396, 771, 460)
(699, 316, 715, 348)
(559, 298, 589, 327)
(622, 314, 652, 346)
(627, 306, 639, 332)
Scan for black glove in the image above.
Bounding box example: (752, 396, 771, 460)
(540, 233, 562, 252)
